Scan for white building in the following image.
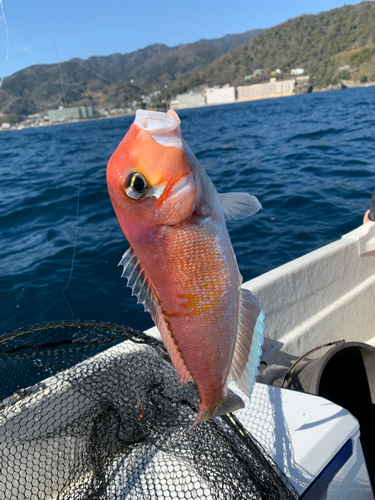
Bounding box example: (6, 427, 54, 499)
(48, 106, 95, 123)
(291, 68, 304, 76)
(173, 92, 206, 109)
(205, 86, 236, 105)
(237, 80, 295, 101)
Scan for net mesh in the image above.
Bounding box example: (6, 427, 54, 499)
(0, 321, 299, 499)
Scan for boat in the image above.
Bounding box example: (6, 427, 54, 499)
(145, 220, 375, 499)
(1, 222, 375, 499)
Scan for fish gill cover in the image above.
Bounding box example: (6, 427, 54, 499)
(0, 321, 299, 499)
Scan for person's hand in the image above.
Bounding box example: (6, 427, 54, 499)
(364, 210, 371, 224)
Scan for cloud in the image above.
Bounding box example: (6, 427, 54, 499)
(17, 45, 31, 52)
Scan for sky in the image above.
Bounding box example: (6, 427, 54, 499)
(0, 0, 367, 78)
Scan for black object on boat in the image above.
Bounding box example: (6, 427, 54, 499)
(0, 320, 299, 500)
(275, 340, 375, 492)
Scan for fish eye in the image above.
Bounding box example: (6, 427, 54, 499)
(123, 172, 148, 200)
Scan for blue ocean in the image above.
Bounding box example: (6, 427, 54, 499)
(1, 87, 374, 337)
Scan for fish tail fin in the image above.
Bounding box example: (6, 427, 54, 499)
(192, 389, 245, 427)
(230, 288, 265, 396)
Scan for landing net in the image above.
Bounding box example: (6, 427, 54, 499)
(0, 321, 299, 499)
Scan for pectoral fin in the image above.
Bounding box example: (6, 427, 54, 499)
(218, 192, 262, 220)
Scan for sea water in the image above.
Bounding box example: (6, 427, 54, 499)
(1, 87, 374, 336)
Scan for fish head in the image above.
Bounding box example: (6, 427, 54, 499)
(107, 110, 216, 237)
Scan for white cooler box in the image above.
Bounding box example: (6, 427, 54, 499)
(232, 382, 374, 499)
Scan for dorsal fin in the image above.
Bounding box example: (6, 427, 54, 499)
(119, 247, 194, 385)
(229, 288, 264, 396)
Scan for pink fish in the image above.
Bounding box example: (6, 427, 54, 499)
(107, 109, 264, 426)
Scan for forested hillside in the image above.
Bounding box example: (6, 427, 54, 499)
(0, 30, 261, 118)
(172, 1, 375, 92)
(2, 2, 375, 122)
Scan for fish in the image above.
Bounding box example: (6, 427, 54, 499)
(106, 109, 264, 426)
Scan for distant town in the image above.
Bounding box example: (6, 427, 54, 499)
(0, 72, 303, 131)
(1, 65, 372, 132)
(2, 3, 375, 133)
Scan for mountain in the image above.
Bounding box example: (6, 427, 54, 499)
(0, 30, 261, 117)
(0, 62, 111, 115)
(3, 2, 375, 121)
(194, 29, 263, 53)
(171, 1, 375, 92)
(71, 29, 263, 84)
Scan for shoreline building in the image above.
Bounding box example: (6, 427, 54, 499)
(48, 105, 96, 124)
(171, 91, 206, 109)
(237, 80, 295, 101)
(172, 86, 236, 109)
(205, 86, 236, 106)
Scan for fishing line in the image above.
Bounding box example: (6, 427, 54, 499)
(52, 1, 165, 318)
(53, 34, 80, 320)
(0, 0, 9, 88)
(157, 42, 169, 111)
(150, 0, 169, 111)
(53, 35, 69, 117)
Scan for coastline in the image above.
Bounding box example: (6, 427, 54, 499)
(2, 80, 375, 132)
(236, 90, 295, 102)
(0, 111, 136, 132)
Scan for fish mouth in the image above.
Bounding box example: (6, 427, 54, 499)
(134, 109, 183, 149)
(134, 109, 180, 135)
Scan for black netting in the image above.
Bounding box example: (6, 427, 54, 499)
(0, 321, 299, 499)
